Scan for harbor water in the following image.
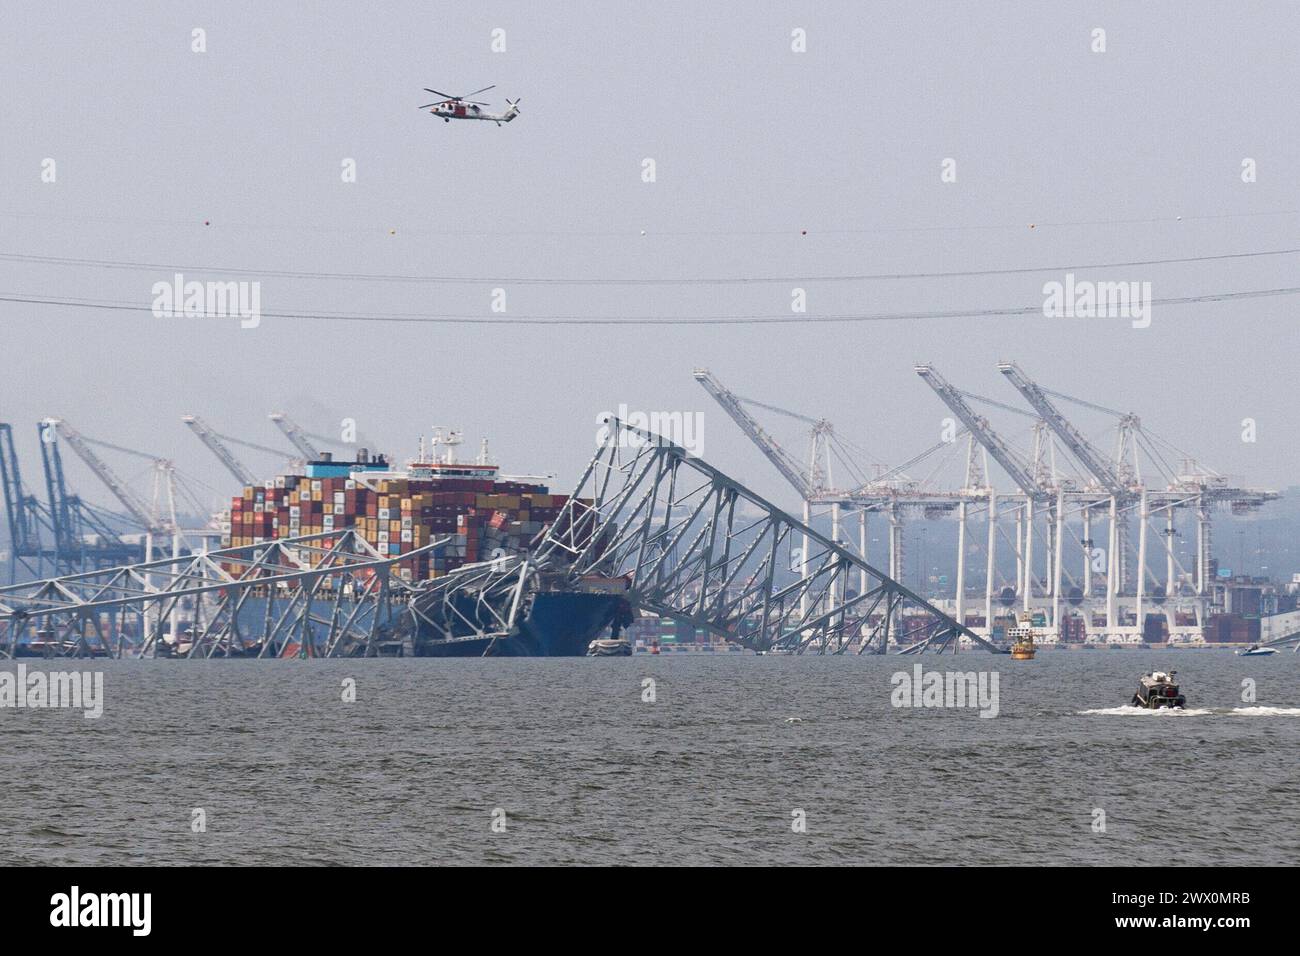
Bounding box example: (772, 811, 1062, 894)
(2, 651, 1297, 865)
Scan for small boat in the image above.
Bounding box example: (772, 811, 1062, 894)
(1006, 613, 1037, 660)
(1130, 671, 1185, 709)
(1237, 644, 1276, 657)
(587, 638, 633, 657)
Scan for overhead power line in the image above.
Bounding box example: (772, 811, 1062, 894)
(1, 247, 1298, 286)
(1, 285, 1297, 327)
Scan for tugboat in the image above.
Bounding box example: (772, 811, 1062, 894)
(1237, 644, 1276, 657)
(1007, 613, 1037, 660)
(1130, 671, 1186, 709)
(586, 637, 633, 657)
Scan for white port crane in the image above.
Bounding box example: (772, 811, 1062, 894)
(998, 362, 1126, 495)
(691, 369, 826, 499)
(268, 412, 321, 461)
(183, 416, 305, 485)
(42, 419, 172, 535)
(182, 415, 258, 487)
(916, 365, 1046, 500)
(915, 363, 1070, 632)
(692, 368, 841, 615)
(997, 362, 1131, 630)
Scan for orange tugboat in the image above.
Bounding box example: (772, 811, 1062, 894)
(1007, 613, 1037, 660)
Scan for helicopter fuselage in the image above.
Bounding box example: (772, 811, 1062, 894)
(420, 86, 518, 125)
(428, 103, 517, 124)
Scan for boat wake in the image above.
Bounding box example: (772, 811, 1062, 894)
(1078, 706, 1213, 716)
(1079, 705, 1300, 717)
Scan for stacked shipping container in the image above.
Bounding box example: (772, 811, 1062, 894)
(222, 471, 569, 582)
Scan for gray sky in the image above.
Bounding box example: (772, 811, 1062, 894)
(2, 1, 1297, 517)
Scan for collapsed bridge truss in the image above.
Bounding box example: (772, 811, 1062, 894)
(409, 418, 1001, 654)
(0, 530, 441, 659)
(0, 420, 1000, 658)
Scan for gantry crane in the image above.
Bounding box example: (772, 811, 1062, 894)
(996, 363, 1131, 629)
(693, 368, 856, 617)
(36, 424, 142, 572)
(2, 420, 145, 580)
(42, 419, 168, 534)
(913, 363, 1105, 636)
(692, 369, 823, 498)
(182, 416, 258, 487)
(916, 365, 1048, 500)
(268, 412, 322, 462)
(997, 362, 1126, 495)
(1, 422, 49, 580)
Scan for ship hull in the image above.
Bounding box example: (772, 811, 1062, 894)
(412, 591, 629, 657)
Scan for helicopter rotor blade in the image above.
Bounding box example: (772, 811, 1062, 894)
(462, 85, 495, 99)
(424, 89, 456, 99)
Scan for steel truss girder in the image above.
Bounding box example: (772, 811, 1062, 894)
(0, 529, 446, 659)
(416, 419, 1003, 655)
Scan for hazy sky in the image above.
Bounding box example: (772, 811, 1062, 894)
(2, 1, 1297, 519)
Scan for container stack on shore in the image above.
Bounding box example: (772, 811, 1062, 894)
(222, 469, 570, 582)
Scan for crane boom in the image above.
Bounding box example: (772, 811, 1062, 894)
(997, 362, 1126, 494)
(268, 412, 321, 461)
(914, 365, 1045, 498)
(182, 415, 258, 487)
(693, 368, 812, 497)
(0, 423, 39, 558)
(44, 419, 164, 532)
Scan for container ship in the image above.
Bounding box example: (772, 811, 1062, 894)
(221, 431, 631, 656)
(399, 573, 635, 657)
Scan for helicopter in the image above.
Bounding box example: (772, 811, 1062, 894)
(418, 85, 520, 125)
